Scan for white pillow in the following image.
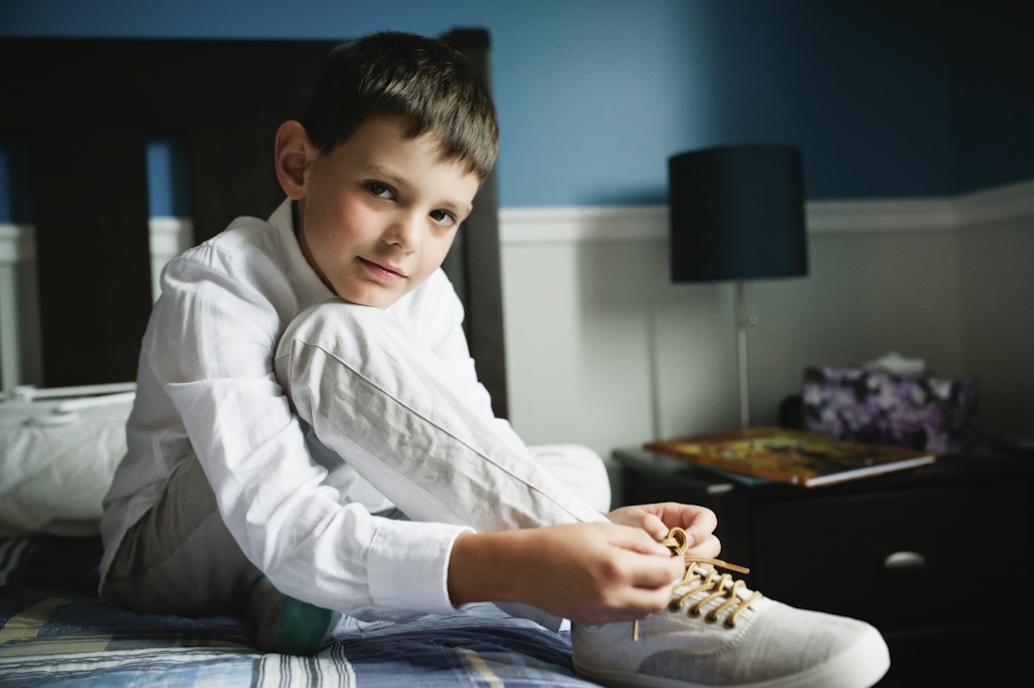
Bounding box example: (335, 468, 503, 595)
(0, 392, 134, 537)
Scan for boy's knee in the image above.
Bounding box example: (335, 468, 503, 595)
(548, 444, 606, 472)
(275, 301, 398, 409)
(279, 301, 386, 352)
(529, 444, 612, 513)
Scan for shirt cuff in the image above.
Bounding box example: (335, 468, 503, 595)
(366, 519, 474, 615)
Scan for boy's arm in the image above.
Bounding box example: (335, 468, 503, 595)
(147, 248, 472, 616)
(448, 523, 685, 624)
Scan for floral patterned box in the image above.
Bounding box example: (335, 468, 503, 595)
(802, 366, 978, 454)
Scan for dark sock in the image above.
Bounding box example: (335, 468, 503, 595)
(250, 575, 339, 655)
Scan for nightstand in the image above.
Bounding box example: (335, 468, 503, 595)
(611, 444, 1033, 686)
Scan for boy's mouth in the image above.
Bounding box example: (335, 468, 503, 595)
(358, 257, 407, 281)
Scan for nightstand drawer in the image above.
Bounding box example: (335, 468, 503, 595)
(750, 482, 1029, 630)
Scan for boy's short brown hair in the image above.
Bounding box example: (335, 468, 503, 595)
(301, 31, 499, 179)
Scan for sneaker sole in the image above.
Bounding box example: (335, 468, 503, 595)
(573, 624, 890, 688)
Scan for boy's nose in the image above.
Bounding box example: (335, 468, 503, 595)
(385, 211, 421, 251)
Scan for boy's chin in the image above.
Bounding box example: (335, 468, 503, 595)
(338, 288, 406, 310)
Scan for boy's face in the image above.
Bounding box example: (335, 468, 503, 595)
(283, 116, 480, 308)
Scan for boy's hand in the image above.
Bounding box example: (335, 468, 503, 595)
(606, 503, 720, 560)
(448, 523, 685, 624)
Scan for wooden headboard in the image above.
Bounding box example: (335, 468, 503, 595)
(0, 29, 508, 417)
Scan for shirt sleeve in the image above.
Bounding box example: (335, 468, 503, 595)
(148, 247, 471, 615)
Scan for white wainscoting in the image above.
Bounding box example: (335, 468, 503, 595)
(497, 180, 1034, 455)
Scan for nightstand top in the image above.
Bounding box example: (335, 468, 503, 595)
(612, 444, 1033, 497)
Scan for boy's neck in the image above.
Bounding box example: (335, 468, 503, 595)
(290, 200, 336, 295)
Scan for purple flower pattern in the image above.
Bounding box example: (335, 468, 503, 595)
(803, 367, 978, 454)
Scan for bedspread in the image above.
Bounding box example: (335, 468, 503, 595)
(0, 538, 600, 687)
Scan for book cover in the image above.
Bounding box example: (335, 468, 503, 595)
(644, 427, 936, 487)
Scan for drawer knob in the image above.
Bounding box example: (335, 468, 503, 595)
(882, 551, 926, 571)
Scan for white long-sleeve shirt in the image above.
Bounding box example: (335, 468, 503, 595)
(100, 199, 501, 618)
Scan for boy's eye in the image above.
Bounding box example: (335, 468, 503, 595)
(365, 181, 393, 199)
(430, 209, 456, 226)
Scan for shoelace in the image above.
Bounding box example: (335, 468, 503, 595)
(632, 527, 763, 641)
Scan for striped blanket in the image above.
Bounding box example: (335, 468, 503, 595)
(0, 538, 600, 687)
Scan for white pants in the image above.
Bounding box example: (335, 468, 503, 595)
(274, 302, 611, 627)
(275, 302, 610, 525)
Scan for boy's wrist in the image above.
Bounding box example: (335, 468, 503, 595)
(447, 530, 530, 607)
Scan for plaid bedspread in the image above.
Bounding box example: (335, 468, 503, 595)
(0, 538, 600, 687)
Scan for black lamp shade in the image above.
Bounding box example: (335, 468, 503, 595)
(668, 145, 808, 283)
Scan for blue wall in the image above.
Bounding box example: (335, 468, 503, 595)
(0, 0, 1029, 221)
(949, 6, 1034, 194)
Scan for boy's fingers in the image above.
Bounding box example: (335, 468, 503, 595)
(633, 559, 685, 588)
(681, 508, 718, 543)
(618, 586, 676, 615)
(606, 508, 669, 540)
(610, 524, 672, 557)
(643, 514, 668, 540)
(685, 533, 722, 560)
(618, 549, 685, 587)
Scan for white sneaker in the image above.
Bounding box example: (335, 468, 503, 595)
(571, 529, 889, 688)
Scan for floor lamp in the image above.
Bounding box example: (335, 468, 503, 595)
(668, 145, 809, 428)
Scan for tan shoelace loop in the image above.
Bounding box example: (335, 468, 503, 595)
(632, 527, 762, 641)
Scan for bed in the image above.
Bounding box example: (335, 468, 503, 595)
(0, 535, 591, 686)
(0, 30, 597, 686)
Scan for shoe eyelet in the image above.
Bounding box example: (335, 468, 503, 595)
(668, 600, 682, 613)
(704, 613, 719, 624)
(688, 607, 702, 618)
(724, 619, 736, 629)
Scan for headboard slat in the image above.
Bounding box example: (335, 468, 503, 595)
(31, 131, 152, 386)
(443, 29, 509, 419)
(188, 128, 284, 244)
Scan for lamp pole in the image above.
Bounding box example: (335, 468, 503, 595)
(734, 281, 757, 428)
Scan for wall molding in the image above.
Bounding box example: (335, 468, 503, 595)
(0, 223, 36, 263)
(804, 198, 956, 234)
(954, 179, 1034, 227)
(499, 205, 668, 244)
(499, 178, 1034, 245)
(149, 216, 195, 261)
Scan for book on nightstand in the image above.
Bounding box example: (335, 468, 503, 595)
(644, 427, 936, 487)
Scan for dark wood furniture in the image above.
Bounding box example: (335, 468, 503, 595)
(613, 444, 1033, 686)
(0, 31, 509, 417)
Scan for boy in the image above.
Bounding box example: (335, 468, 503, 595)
(100, 32, 889, 687)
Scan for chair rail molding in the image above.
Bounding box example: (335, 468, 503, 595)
(498, 178, 1034, 245)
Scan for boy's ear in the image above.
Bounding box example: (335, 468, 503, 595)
(274, 120, 317, 200)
